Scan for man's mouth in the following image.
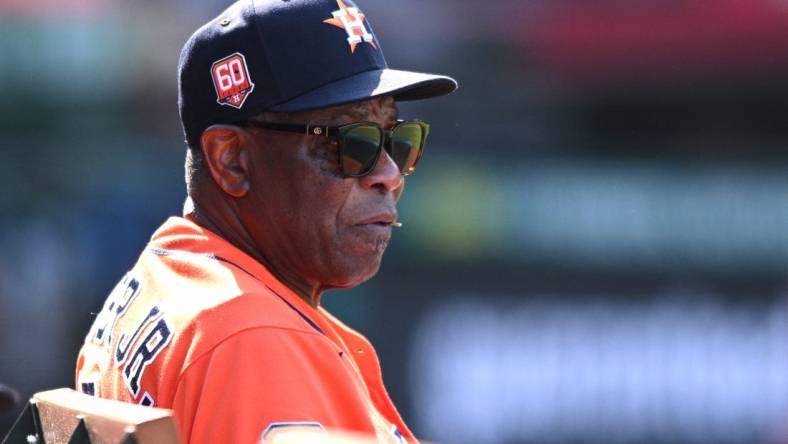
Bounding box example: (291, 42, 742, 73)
(355, 213, 398, 227)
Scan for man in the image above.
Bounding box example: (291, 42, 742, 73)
(75, 0, 456, 443)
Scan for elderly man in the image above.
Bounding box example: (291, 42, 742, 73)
(75, 0, 455, 443)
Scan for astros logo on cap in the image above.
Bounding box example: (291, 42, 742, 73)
(211, 52, 255, 109)
(323, 0, 377, 53)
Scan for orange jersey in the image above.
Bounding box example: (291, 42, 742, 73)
(75, 216, 415, 444)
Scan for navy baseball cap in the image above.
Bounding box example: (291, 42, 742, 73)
(178, 0, 458, 147)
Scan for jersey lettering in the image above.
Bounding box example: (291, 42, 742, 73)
(80, 382, 96, 397)
(391, 425, 405, 444)
(115, 305, 162, 366)
(123, 317, 172, 398)
(261, 422, 326, 444)
(89, 274, 140, 346)
(139, 392, 155, 407)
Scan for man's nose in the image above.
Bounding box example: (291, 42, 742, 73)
(358, 149, 403, 192)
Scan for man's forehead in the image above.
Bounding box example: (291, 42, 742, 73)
(338, 97, 397, 117)
(317, 97, 398, 123)
(260, 97, 397, 124)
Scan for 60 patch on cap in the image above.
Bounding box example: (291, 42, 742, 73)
(211, 52, 255, 109)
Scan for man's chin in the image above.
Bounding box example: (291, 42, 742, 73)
(327, 257, 384, 289)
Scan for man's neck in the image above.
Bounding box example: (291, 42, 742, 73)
(183, 196, 323, 307)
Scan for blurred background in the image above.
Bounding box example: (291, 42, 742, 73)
(3, 0, 788, 442)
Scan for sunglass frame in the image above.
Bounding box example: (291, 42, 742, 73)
(239, 119, 430, 177)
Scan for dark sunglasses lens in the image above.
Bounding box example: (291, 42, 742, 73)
(340, 125, 383, 176)
(390, 123, 425, 175)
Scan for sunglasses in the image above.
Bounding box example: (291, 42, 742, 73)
(240, 119, 430, 177)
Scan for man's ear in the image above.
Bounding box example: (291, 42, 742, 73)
(200, 125, 253, 198)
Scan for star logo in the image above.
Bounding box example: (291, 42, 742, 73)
(323, 0, 377, 53)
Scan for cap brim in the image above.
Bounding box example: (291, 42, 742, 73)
(268, 68, 457, 112)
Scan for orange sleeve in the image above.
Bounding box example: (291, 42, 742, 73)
(171, 327, 375, 444)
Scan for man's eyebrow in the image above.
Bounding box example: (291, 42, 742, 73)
(341, 105, 371, 121)
(339, 105, 399, 123)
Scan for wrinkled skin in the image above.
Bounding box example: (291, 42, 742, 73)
(190, 96, 403, 306)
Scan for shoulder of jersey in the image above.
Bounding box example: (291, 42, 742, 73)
(128, 219, 324, 356)
(130, 245, 325, 370)
(139, 247, 311, 328)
